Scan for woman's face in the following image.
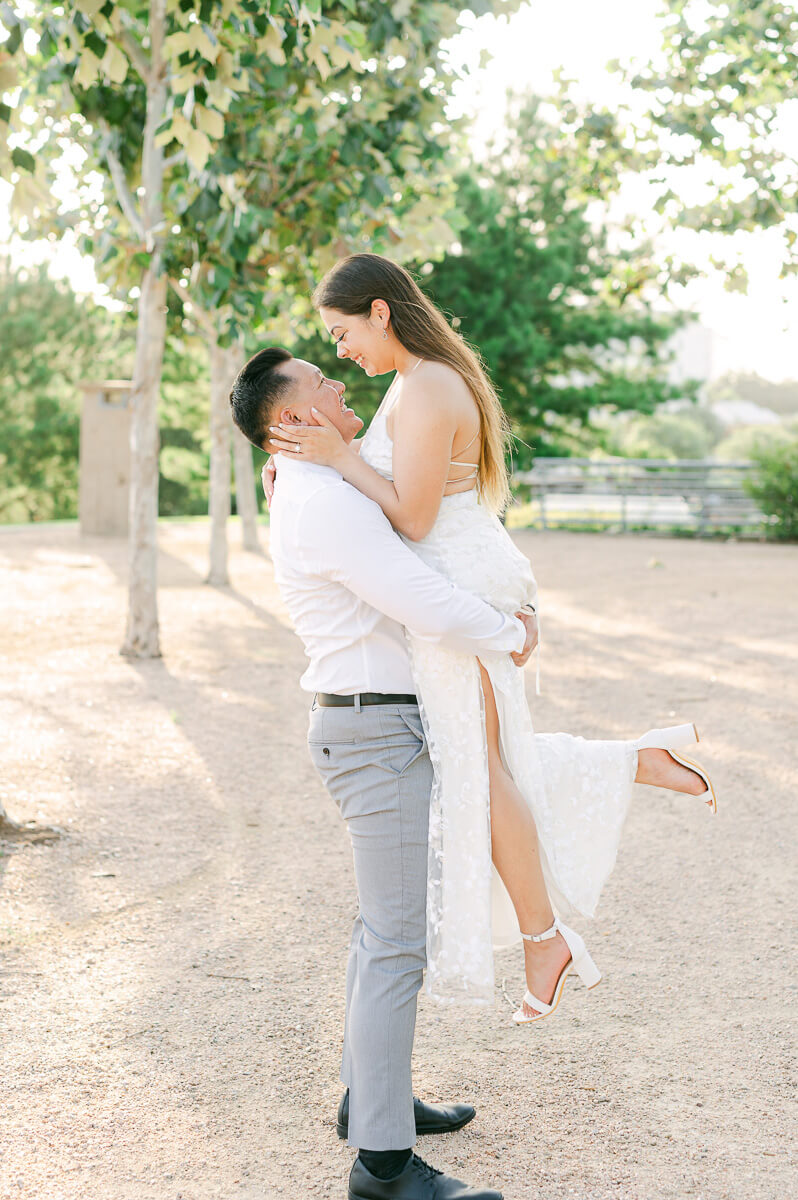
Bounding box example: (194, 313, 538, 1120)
(318, 303, 393, 376)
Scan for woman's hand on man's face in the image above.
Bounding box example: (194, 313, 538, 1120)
(268, 407, 348, 469)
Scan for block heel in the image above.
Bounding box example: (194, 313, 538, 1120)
(636, 722, 717, 813)
(513, 917, 601, 1025)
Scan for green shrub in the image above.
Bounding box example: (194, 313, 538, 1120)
(713, 423, 793, 461)
(745, 438, 798, 540)
(601, 407, 723, 460)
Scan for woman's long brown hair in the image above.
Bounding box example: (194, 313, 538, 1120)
(313, 253, 512, 514)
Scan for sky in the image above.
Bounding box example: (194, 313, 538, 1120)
(3, 0, 796, 382)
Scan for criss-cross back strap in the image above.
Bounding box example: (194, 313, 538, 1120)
(449, 429, 479, 467)
(447, 429, 480, 482)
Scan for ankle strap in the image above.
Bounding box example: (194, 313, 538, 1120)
(520, 918, 559, 943)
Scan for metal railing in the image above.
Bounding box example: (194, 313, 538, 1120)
(513, 458, 765, 533)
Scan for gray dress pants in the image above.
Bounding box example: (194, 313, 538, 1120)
(307, 698, 432, 1151)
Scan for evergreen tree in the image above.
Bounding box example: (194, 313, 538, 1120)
(294, 98, 694, 464)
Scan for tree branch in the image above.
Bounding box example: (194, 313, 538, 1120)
(116, 27, 151, 83)
(102, 131, 145, 240)
(168, 278, 216, 336)
(163, 149, 186, 170)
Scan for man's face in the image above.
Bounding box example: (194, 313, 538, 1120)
(275, 358, 363, 443)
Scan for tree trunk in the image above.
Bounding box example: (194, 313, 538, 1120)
(122, 262, 166, 657)
(207, 335, 234, 585)
(120, 0, 167, 658)
(233, 425, 262, 552)
(228, 341, 261, 552)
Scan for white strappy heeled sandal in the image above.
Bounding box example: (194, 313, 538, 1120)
(512, 917, 602, 1025)
(636, 722, 717, 813)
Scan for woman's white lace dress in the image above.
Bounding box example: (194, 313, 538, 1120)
(358, 385, 638, 1007)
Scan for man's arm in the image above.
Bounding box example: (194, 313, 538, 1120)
(301, 484, 526, 657)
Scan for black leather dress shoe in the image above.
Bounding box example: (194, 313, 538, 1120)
(336, 1090, 476, 1140)
(348, 1153, 502, 1199)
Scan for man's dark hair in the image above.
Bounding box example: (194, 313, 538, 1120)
(229, 347, 293, 449)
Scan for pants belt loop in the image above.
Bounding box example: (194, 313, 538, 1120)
(354, 692, 362, 713)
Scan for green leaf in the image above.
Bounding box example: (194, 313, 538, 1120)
(73, 49, 102, 90)
(11, 147, 36, 172)
(84, 31, 107, 60)
(5, 24, 22, 56)
(103, 43, 128, 85)
(194, 104, 225, 139)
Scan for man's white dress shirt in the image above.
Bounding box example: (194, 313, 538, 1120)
(268, 456, 525, 695)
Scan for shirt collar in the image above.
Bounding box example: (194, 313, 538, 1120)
(274, 453, 342, 482)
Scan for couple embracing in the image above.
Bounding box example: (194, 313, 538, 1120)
(230, 253, 716, 1200)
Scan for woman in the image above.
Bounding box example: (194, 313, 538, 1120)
(267, 253, 715, 1023)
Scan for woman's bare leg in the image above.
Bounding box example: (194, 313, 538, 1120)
(479, 662, 570, 1018)
(480, 665, 709, 1017)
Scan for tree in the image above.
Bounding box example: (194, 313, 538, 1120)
(232, 425, 262, 551)
(630, 0, 798, 277)
(713, 421, 795, 461)
(600, 406, 724, 461)
(4, 0, 527, 621)
(4, 1, 262, 655)
(707, 371, 798, 418)
(424, 99, 700, 461)
(745, 435, 798, 539)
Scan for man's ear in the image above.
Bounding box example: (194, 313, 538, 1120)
(278, 406, 302, 425)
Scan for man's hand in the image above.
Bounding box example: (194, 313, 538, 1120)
(510, 609, 539, 667)
(261, 456, 277, 508)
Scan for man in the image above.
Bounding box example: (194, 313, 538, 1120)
(230, 348, 537, 1200)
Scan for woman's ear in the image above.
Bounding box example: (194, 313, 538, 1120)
(370, 298, 391, 330)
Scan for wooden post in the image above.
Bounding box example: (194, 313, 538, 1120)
(79, 381, 132, 536)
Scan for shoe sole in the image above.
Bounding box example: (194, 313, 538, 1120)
(349, 1183, 501, 1200)
(512, 969, 603, 1025)
(337, 1107, 476, 1140)
(668, 749, 718, 813)
(349, 1192, 501, 1200)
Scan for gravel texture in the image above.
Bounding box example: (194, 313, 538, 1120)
(0, 521, 795, 1200)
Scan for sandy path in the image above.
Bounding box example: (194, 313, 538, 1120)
(0, 522, 795, 1200)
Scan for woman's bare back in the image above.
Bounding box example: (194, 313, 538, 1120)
(385, 360, 481, 497)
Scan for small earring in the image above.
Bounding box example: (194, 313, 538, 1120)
(382, 327, 388, 341)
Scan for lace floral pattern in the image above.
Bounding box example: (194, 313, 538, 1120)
(359, 405, 638, 1006)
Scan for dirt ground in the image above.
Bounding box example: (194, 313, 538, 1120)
(1, 520, 795, 1200)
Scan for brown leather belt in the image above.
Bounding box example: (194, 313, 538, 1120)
(316, 692, 418, 708)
